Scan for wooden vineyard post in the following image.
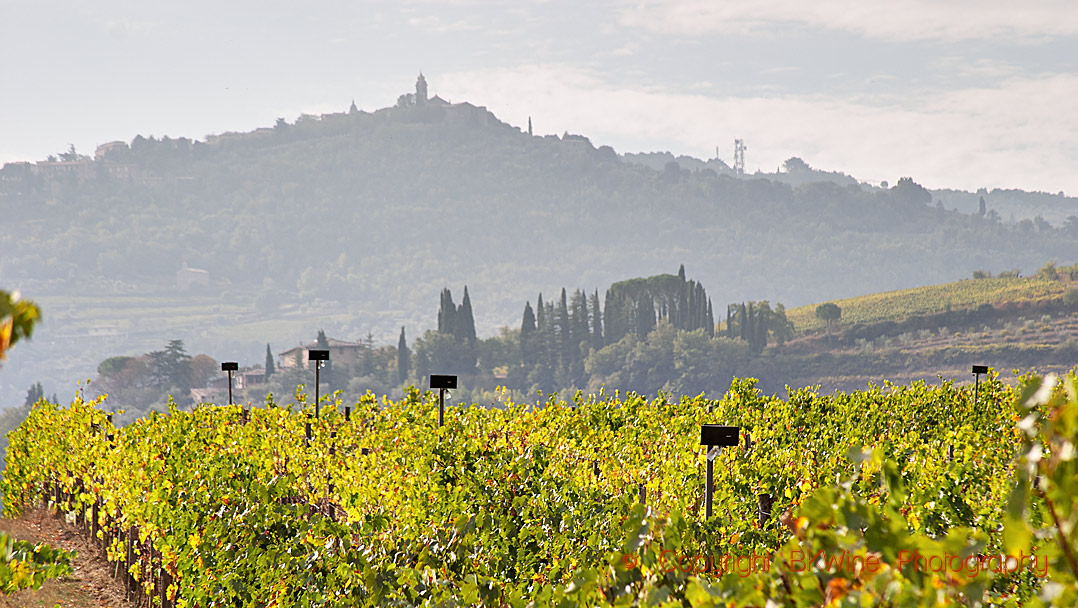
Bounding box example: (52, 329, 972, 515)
(126, 526, 135, 600)
(159, 564, 172, 608)
(91, 498, 99, 540)
(757, 493, 773, 527)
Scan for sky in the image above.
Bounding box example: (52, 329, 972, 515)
(3, 0, 1077, 194)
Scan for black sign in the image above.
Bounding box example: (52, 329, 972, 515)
(971, 365, 988, 374)
(221, 361, 239, 371)
(700, 424, 739, 447)
(430, 374, 457, 389)
(308, 349, 330, 361)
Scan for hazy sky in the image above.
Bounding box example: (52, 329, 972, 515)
(3, 0, 1077, 194)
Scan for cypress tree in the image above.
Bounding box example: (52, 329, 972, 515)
(397, 327, 410, 384)
(24, 381, 44, 406)
(265, 343, 275, 377)
(557, 288, 571, 371)
(522, 302, 537, 336)
(603, 289, 622, 344)
(437, 288, 456, 336)
(521, 302, 537, 366)
(739, 303, 749, 342)
(638, 296, 656, 337)
(570, 289, 589, 357)
(706, 299, 715, 337)
(459, 287, 477, 343)
(456, 287, 479, 373)
(589, 289, 603, 349)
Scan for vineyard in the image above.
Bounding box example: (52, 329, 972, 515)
(787, 277, 1067, 332)
(3, 372, 1078, 607)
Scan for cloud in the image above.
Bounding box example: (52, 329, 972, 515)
(438, 64, 1078, 194)
(103, 18, 157, 39)
(617, 0, 1078, 42)
(407, 15, 479, 32)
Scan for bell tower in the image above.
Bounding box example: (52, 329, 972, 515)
(416, 73, 428, 106)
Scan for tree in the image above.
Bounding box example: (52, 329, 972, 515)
(1064, 288, 1078, 308)
(771, 303, 793, 346)
(893, 177, 931, 206)
(265, 344, 275, 377)
(588, 290, 603, 349)
(520, 302, 537, 366)
(59, 144, 82, 162)
(1064, 215, 1078, 238)
(978, 196, 987, 216)
(432, 288, 478, 374)
(815, 302, 842, 334)
(149, 340, 191, 393)
(1038, 261, 1059, 282)
(24, 382, 44, 406)
(397, 327, 410, 384)
(438, 289, 457, 335)
(557, 288, 571, 366)
(458, 287, 477, 344)
(783, 157, 810, 172)
(188, 354, 219, 390)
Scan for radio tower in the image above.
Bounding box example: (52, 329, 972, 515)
(733, 139, 747, 175)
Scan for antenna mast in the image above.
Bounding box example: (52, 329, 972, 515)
(733, 139, 747, 175)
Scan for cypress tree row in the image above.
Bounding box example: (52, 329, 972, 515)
(726, 300, 792, 355)
(431, 287, 479, 374)
(516, 265, 719, 378)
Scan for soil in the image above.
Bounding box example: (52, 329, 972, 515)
(0, 505, 133, 608)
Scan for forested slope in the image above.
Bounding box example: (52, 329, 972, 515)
(3, 103, 1073, 316)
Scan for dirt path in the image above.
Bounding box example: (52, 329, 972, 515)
(0, 505, 133, 608)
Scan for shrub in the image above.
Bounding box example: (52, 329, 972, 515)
(1038, 260, 1060, 281)
(1064, 287, 1078, 308)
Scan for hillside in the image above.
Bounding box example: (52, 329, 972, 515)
(787, 275, 1069, 332)
(770, 272, 1078, 394)
(2, 84, 1077, 402)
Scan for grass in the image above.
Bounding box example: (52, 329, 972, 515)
(788, 277, 1066, 332)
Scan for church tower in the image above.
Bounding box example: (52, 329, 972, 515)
(416, 73, 428, 106)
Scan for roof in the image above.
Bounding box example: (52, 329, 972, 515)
(279, 338, 363, 356)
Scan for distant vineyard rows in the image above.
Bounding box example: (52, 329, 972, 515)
(788, 277, 1065, 331)
(4, 372, 1078, 606)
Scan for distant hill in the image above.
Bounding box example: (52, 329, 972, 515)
(633, 153, 1078, 227)
(2, 77, 1076, 402)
